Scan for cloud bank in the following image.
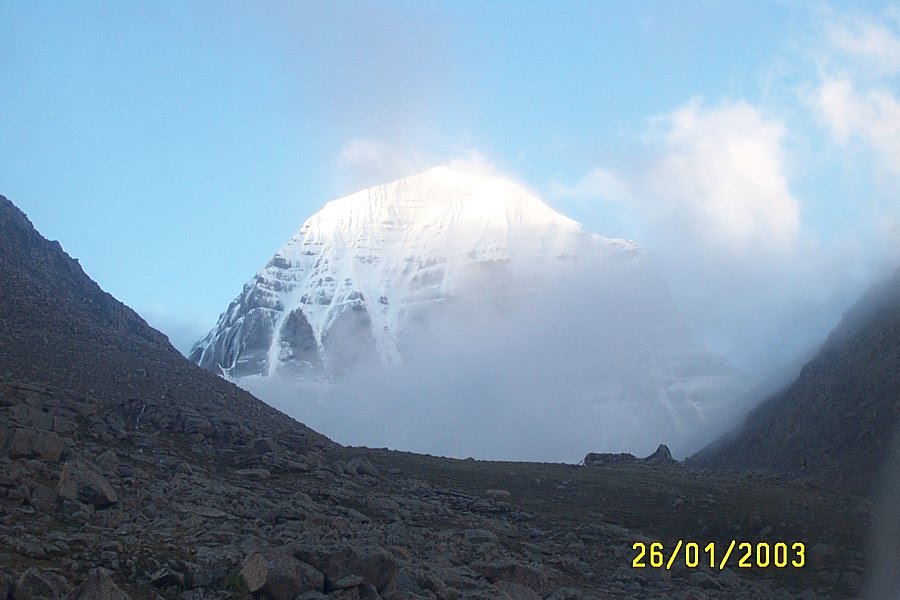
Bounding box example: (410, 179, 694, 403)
(241, 259, 751, 463)
(548, 9, 900, 376)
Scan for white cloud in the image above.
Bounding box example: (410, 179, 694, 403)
(549, 100, 848, 376)
(544, 10, 900, 377)
(827, 16, 900, 76)
(550, 101, 802, 256)
(336, 138, 394, 168)
(335, 138, 423, 192)
(138, 305, 211, 356)
(553, 99, 800, 256)
(815, 77, 861, 143)
(335, 140, 530, 196)
(811, 9, 900, 176)
(443, 150, 508, 179)
(646, 100, 800, 254)
(550, 167, 631, 204)
(815, 76, 900, 175)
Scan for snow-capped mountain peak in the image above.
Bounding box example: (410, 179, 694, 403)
(191, 167, 640, 377)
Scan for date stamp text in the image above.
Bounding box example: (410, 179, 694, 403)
(631, 541, 806, 570)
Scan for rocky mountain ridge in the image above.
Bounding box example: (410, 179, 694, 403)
(690, 266, 900, 496)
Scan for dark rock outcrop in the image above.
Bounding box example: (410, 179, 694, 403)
(583, 444, 676, 466)
(644, 443, 675, 465)
(582, 452, 637, 466)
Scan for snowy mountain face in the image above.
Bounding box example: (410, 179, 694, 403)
(191, 167, 637, 377)
(191, 167, 748, 459)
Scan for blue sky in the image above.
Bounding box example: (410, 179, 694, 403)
(2, 1, 900, 376)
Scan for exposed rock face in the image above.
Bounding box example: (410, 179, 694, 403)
(644, 444, 675, 465)
(691, 267, 900, 494)
(276, 307, 323, 377)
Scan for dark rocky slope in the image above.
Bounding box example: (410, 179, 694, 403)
(690, 267, 900, 496)
(0, 195, 330, 451)
(0, 194, 871, 599)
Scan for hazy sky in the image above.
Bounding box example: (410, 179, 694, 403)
(3, 1, 900, 376)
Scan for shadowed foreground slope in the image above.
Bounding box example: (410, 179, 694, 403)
(0, 194, 870, 599)
(0, 194, 330, 451)
(690, 267, 900, 496)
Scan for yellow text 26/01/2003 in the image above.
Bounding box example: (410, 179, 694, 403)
(631, 541, 806, 570)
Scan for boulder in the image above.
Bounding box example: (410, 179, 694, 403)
(58, 461, 118, 507)
(9, 405, 53, 430)
(471, 559, 549, 594)
(13, 568, 69, 600)
(582, 452, 636, 466)
(357, 585, 380, 600)
(28, 482, 58, 512)
(296, 544, 397, 593)
(149, 569, 184, 588)
(66, 568, 130, 600)
(6, 428, 65, 461)
(494, 581, 542, 600)
(326, 588, 361, 600)
(253, 437, 278, 454)
(93, 450, 119, 475)
(240, 553, 324, 600)
(347, 458, 378, 477)
(330, 575, 363, 590)
(51, 416, 76, 434)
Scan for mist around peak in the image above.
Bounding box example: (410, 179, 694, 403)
(240, 258, 749, 462)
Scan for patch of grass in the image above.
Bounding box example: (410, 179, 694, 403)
(221, 573, 249, 598)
